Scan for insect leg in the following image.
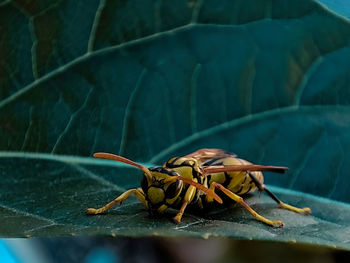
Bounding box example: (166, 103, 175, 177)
(173, 179, 198, 224)
(205, 182, 217, 203)
(248, 172, 311, 214)
(86, 188, 148, 215)
(210, 182, 284, 227)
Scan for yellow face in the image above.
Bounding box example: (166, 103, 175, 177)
(141, 167, 183, 214)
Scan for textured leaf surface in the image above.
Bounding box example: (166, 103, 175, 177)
(1, 0, 350, 247)
(1, 153, 350, 251)
(2, 0, 350, 163)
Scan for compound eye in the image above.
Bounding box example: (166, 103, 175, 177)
(165, 180, 182, 198)
(141, 175, 148, 193)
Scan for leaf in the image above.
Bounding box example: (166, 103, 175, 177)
(2, 0, 350, 161)
(1, 0, 350, 248)
(1, 153, 350, 250)
(0, 0, 319, 99)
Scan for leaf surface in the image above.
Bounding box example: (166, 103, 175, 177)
(1, 153, 350, 251)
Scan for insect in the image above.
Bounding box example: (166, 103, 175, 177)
(86, 149, 311, 227)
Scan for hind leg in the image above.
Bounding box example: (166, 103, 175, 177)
(248, 172, 311, 214)
(207, 182, 284, 227)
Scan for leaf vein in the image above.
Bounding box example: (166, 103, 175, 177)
(29, 17, 38, 80)
(191, 0, 203, 23)
(0, 0, 10, 7)
(118, 68, 148, 156)
(51, 86, 94, 153)
(327, 137, 344, 198)
(87, 0, 107, 53)
(67, 162, 125, 192)
(288, 129, 323, 189)
(148, 105, 350, 163)
(190, 63, 201, 133)
(154, 0, 162, 32)
(20, 106, 34, 151)
(25, 223, 58, 235)
(0, 203, 56, 225)
(294, 55, 324, 105)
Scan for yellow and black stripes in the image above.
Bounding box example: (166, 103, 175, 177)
(164, 157, 205, 191)
(164, 157, 202, 180)
(164, 157, 209, 210)
(204, 157, 251, 195)
(87, 148, 311, 226)
(140, 167, 183, 212)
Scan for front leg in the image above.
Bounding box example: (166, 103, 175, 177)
(173, 179, 198, 224)
(86, 188, 148, 215)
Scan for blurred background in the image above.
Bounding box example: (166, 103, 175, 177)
(2, 237, 350, 263)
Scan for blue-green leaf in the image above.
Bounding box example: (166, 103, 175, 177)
(1, 0, 350, 248)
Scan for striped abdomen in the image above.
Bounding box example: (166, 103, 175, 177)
(204, 157, 264, 195)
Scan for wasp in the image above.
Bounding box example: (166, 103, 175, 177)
(86, 149, 311, 227)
